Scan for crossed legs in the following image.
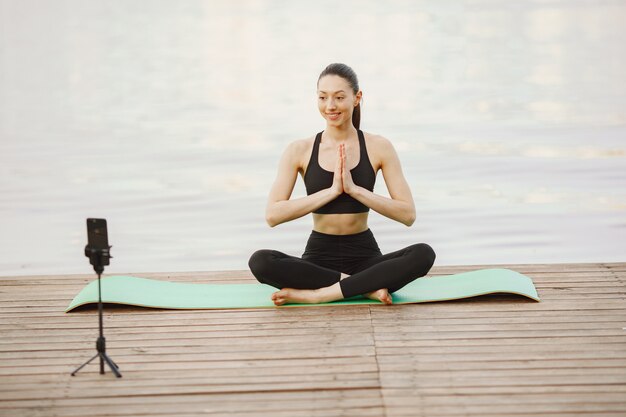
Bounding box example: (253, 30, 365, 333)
(248, 243, 436, 306)
(270, 273, 394, 306)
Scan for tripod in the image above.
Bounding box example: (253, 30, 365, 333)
(72, 246, 122, 378)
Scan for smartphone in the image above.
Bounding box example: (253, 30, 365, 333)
(87, 218, 109, 250)
(86, 218, 111, 267)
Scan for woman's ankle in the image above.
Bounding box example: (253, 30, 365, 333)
(318, 283, 344, 303)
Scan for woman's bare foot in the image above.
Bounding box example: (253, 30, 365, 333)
(365, 288, 393, 305)
(271, 282, 344, 306)
(271, 288, 321, 306)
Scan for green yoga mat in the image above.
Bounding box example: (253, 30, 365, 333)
(65, 268, 539, 312)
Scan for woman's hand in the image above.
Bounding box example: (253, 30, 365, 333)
(340, 144, 358, 195)
(331, 144, 357, 196)
(331, 145, 344, 196)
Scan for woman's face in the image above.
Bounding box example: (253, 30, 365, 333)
(317, 75, 361, 127)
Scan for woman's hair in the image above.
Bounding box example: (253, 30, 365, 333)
(318, 63, 361, 129)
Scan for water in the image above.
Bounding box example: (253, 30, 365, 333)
(1, 0, 625, 276)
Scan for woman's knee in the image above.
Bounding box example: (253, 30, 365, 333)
(408, 243, 436, 272)
(248, 249, 275, 283)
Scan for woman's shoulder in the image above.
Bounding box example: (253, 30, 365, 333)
(362, 131, 395, 154)
(285, 135, 316, 155)
(281, 135, 316, 168)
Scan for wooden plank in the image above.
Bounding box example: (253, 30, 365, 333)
(0, 394, 386, 416)
(0, 330, 626, 352)
(1, 373, 383, 400)
(383, 402, 626, 416)
(3, 314, 624, 332)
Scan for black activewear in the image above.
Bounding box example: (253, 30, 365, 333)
(248, 229, 436, 299)
(304, 130, 376, 214)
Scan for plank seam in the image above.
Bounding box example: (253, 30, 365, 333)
(370, 305, 388, 417)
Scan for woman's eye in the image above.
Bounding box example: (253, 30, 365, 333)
(337, 97, 344, 100)
(319, 96, 326, 100)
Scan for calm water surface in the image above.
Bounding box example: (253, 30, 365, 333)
(1, 0, 625, 276)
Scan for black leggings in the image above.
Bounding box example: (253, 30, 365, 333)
(248, 229, 436, 299)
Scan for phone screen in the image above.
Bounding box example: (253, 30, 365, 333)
(86, 218, 109, 250)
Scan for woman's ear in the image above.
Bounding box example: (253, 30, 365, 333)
(355, 90, 362, 107)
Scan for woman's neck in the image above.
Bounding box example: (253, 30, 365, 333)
(324, 124, 357, 142)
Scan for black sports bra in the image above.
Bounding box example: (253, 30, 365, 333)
(304, 130, 376, 214)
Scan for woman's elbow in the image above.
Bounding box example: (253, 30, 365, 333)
(265, 213, 279, 228)
(403, 208, 416, 227)
(265, 207, 286, 227)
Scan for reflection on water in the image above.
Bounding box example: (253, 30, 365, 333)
(0, 0, 625, 276)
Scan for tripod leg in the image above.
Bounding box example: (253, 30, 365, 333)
(108, 356, 120, 369)
(71, 353, 99, 376)
(101, 353, 122, 378)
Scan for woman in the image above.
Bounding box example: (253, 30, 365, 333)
(249, 63, 435, 306)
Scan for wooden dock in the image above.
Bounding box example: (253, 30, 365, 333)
(1, 263, 625, 416)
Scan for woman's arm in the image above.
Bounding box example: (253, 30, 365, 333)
(342, 137, 416, 226)
(265, 140, 342, 227)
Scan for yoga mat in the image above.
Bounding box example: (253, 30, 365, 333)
(65, 268, 539, 312)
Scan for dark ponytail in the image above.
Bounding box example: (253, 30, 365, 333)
(318, 63, 361, 129)
(352, 102, 361, 130)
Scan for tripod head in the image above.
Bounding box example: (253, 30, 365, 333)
(84, 244, 112, 275)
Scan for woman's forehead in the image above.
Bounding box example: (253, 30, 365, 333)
(318, 75, 352, 93)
